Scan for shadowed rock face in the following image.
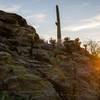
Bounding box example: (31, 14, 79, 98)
(0, 10, 27, 25)
(0, 10, 38, 39)
(0, 10, 61, 100)
(0, 10, 39, 56)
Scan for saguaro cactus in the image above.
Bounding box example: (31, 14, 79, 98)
(56, 5, 62, 46)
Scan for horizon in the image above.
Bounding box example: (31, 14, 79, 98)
(0, 0, 100, 41)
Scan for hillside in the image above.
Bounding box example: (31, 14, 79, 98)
(0, 10, 100, 100)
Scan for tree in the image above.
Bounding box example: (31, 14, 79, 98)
(74, 38, 81, 49)
(86, 40, 100, 56)
(63, 37, 70, 47)
(49, 38, 56, 48)
(63, 37, 73, 53)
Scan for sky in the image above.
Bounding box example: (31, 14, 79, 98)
(0, 0, 100, 41)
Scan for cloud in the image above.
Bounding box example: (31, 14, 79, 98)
(0, 5, 21, 12)
(26, 13, 47, 23)
(35, 13, 47, 22)
(62, 14, 100, 32)
(62, 22, 100, 32)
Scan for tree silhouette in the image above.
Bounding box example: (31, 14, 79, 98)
(86, 40, 100, 57)
(49, 38, 56, 48)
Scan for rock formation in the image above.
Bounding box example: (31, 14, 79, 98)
(0, 10, 100, 100)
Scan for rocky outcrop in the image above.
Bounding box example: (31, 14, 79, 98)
(0, 10, 39, 56)
(0, 10, 60, 100)
(0, 10, 100, 100)
(0, 52, 60, 100)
